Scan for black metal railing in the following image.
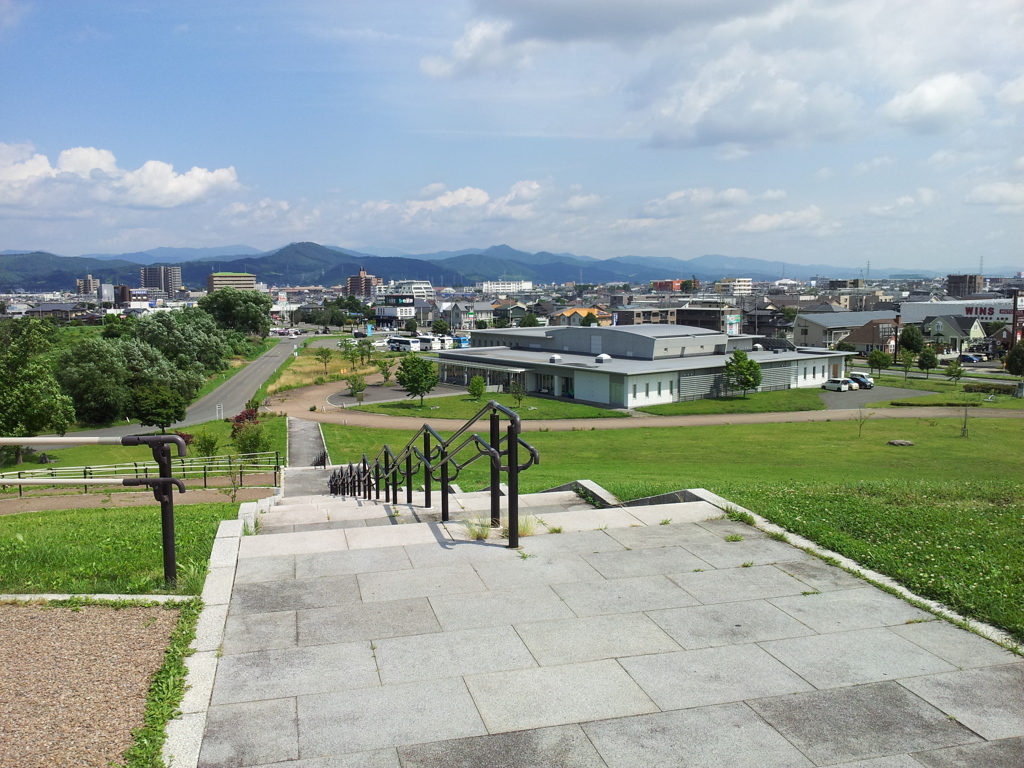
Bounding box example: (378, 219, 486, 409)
(327, 400, 539, 548)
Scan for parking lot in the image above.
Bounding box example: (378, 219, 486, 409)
(818, 384, 937, 410)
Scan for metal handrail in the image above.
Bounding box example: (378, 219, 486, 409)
(328, 400, 539, 548)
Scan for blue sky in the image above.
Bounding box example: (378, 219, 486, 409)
(1, 0, 1022, 272)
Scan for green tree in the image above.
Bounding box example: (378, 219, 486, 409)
(0, 319, 75, 464)
(520, 313, 540, 327)
(492, 318, 511, 329)
(509, 379, 527, 408)
(899, 325, 925, 354)
(345, 374, 367, 397)
(431, 319, 450, 335)
(395, 354, 439, 406)
(468, 375, 486, 401)
(356, 338, 374, 364)
(234, 422, 271, 454)
(133, 307, 232, 374)
(131, 384, 186, 434)
(192, 428, 220, 457)
(375, 358, 395, 385)
(867, 349, 892, 376)
(314, 347, 333, 374)
(780, 306, 799, 322)
(580, 313, 599, 327)
(54, 337, 132, 425)
(404, 318, 418, 334)
(1004, 340, 1024, 377)
(723, 350, 762, 398)
(898, 349, 915, 380)
(198, 287, 273, 337)
(944, 358, 966, 384)
(917, 347, 938, 378)
(834, 340, 856, 352)
(474, 319, 489, 330)
(344, 347, 360, 370)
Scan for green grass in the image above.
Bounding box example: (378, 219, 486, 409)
(353, 393, 628, 420)
(717, 480, 1024, 643)
(636, 388, 826, 416)
(0, 502, 239, 594)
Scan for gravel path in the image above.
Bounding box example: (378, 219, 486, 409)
(0, 603, 179, 768)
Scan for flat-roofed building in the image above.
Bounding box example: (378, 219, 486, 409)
(141, 266, 182, 294)
(207, 272, 257, 292)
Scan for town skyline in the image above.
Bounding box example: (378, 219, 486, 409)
(1, 1, 1021, 271)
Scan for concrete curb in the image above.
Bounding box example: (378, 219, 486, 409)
(687, 487, 1024, 655)
(163, 518, 242, 768)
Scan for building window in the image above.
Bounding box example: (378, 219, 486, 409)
(632, 384, 637, 399)
(803, 367, 807, 380)
(645, 383, 650, 397)
(669, 380, 673, 395)
(657, 382, 662, 396)
(813, 366, 817, 378)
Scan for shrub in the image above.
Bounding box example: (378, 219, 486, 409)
(468, 375, 486, 401)
(234, 423, 272, 454)
(173, 431, 194, 446)
(191, 429, 219, 457)
(963, 382, 1017, 395)
(230, 408, 259, 438)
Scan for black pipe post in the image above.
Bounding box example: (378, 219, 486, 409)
(423, 432, 432, 509)
(506, 424, 519, 549)
(383, 453, 391, 502)
(440, 446, 450, 522)
(490, 409, 501, 528)
(374, 462, 381, 501)
(363, 456, 371, 500)
(152, 442, 177, 584)
(405, 453, 413, 505)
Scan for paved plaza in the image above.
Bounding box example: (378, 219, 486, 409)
(170, 479, 1024, 768)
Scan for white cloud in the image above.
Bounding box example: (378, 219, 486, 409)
(224, 198, 320, 230)
(0, 0, 27, 30)
(0, 141, 237, 210)
(420, 20, 535, 78)
(965, 182, 1024, 210)
(738, 205, 823, 232)
(405, 185, 490, 216)
(1012, 157, 1024, 174)
(643, 186, 785, 217)
(996, 74, 1024, 106)
(563, 193, 601, 211)
(854, 155, 893, 176)
(867, 188, 937, 217)
(881, 73, 985, 133)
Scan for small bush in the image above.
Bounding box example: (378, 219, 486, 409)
(234, 423, 272, 454)
(173, 431, 194, 446)
(191, 429, 219, 458)
(963, 382, 1016, 395)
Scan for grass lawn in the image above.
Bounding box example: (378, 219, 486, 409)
(867, 373, 1024, 410)
(353, 392, 628, 420)
(0, 502, 240, 594)
(636, 388, 825, 416)
(717, 480, 1024, 643)
(0, 415, 288, 473)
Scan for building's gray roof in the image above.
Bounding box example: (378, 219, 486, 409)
(798, 310, 896, 329)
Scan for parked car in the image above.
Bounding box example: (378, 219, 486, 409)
(840, 378, 860, 390)
(959, 354, 979, 363)
(848, 372, 874, 389)
(822, 378, 850, 391)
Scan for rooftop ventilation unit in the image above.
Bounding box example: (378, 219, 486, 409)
(549, 355, 562, 364)
(595, 354, 611, 364)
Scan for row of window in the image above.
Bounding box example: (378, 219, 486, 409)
(632, 380, 674, 399)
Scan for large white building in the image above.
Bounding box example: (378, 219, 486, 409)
(373, 280, 434, 300)
(433, 325, 846, 408)
(476, 280, 533, 293)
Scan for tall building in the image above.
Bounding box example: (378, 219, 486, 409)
(76, 274, 101, 296)
(140, 266, 182, 294)
(946, 274, 984, 298)
(207, 272, 257, 292)
(345, 267, 382, 298)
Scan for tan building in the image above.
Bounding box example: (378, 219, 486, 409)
(345, 268, 382, 298)
(76, 274, 101, 295)
(207, 272, 257, 292)
(946, 274, 984, 298)
(140, 266, 182, 294)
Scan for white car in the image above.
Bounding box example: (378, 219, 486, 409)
(821, 378, 850, 392)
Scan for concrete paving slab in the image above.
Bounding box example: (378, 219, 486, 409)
(199, 697, 299, 768)
(293, 546, 413, 580)
(344, 521, 450, 550)
(298, 678, 486, 755)
(231, 575, 361, 614)
(179, 651, 218, 715)
(357, 562, 487, 602)
(193, 603, 229, 653)
(603, 522, 723, 550)
(829, 757, 924, 768)
(680, 536, 812, 568)
(648, 599, 817, 649)
(768, 587, 933, 632)
(164, 711, 206, 768)
(373, 625, 537, 684)
(208, 535, 239, 569)
(233, 554, 295, 584)
(517, 529, 625, 556)
(403, 539, 523, 567)
(201, 566, 236, 606)
(619, 644, 814, 709)
(773, 558, 866, 592)
(298, 598, 441, 645)
(464, 659, 659, 733)
(888, 620, 1021, 669)
(898, 663, 1024, 741)
(622, 500, 724, 527)
(245, 749, 401, 768)
(695, 518, 768, 539)
(529, 508, 646, 533)
(239, 528, 349, 558)
(667, 564, 811, 604)
(581, 546, 713, 579)
(760, 627, 957, 688)
(396, 724, 607, 768)
(222, 610, 297, 655)
(749, 681, 981, 765)
(582, 702, 815, 768)
(552, 574, 699, 616)
(514, 612, 681, 665)
(210, 641, 378, 705)
(471, 552, 606, 590)
(910, 737, 1024, 768)
(429, 586, 576, 631)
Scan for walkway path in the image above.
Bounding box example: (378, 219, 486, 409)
(182, 486, 1024, 768)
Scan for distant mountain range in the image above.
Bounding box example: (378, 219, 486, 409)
(0, 241, 1005, 293)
